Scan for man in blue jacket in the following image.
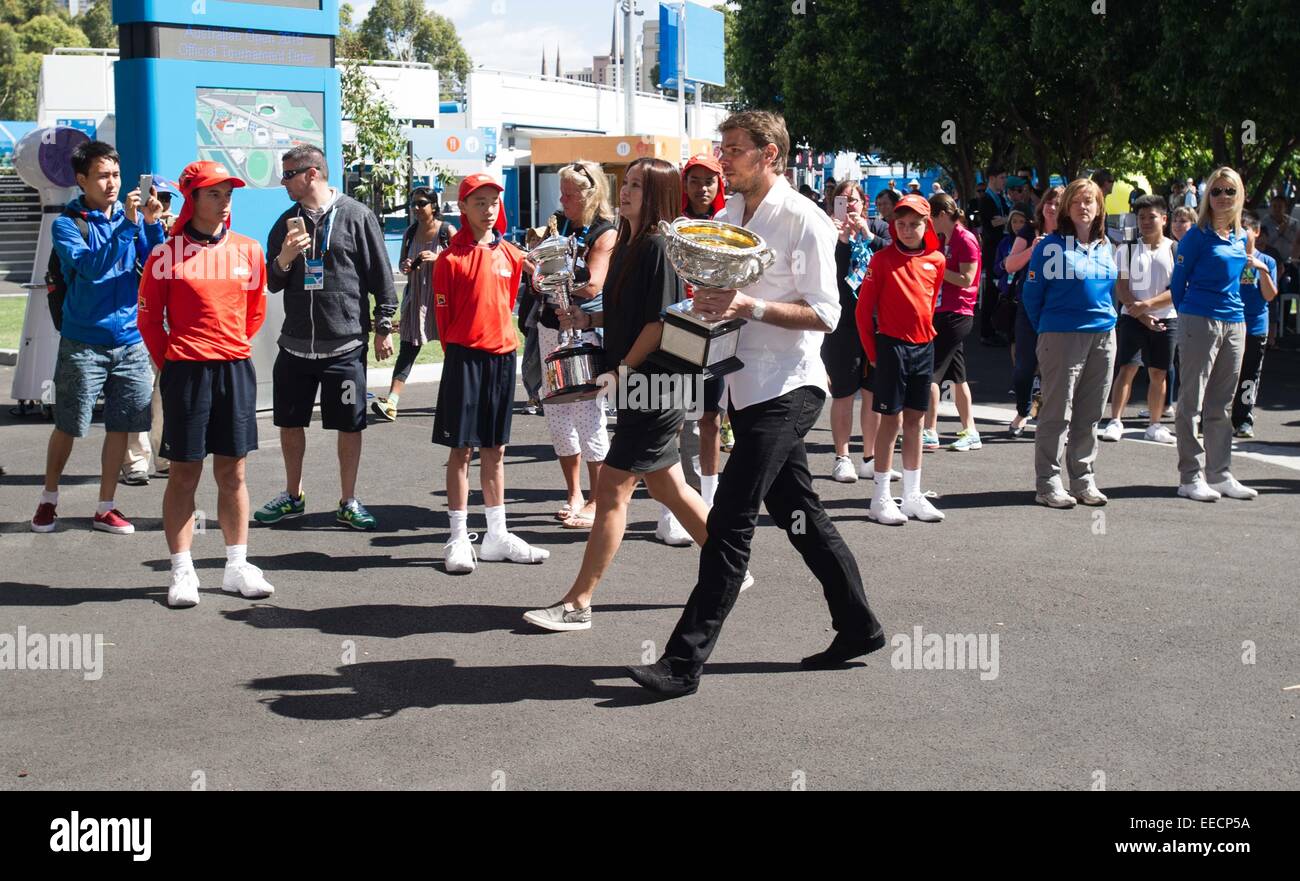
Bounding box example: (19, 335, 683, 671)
(31, 140, 165, 535)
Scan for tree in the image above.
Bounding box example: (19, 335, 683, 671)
(16, 14, 87, 55)
(338, 2, 365, 59)
(340, 59, 408, 213)
(355, 0, 471, 100)
(77, 0, 116, 49)
(0, 10, 89, 120)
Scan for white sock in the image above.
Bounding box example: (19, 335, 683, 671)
(225, 544, 247, 568)
(700, 474, 718, 507)
(449, 509, 468, 542)
(485, 505, 508, 540)
(96, 499, 115, 516)
(658, 503, 673, 523)
(903, 468, 921, 498)
(873, 472, 892, 504)
(170, 550, 193, 573)
(40, 489, 58, 506)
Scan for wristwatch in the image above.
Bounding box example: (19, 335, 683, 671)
(375, 317, 394, 336)
(750, 298, 767, 322)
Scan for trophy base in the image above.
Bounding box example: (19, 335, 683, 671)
(543, 382, 603, 404)
(643, 351, 744, 382)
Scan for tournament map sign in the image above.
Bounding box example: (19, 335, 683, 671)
(196, 88, 326, 188)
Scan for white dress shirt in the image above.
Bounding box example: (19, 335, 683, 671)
(715, 176, 839, 410)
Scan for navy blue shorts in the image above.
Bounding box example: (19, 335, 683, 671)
(272, 347, 368, 432)
(433, 344, 516, 448)
(159, 358, 258, 462)
(872, 334, 934, 415)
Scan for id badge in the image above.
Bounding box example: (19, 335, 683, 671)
(305, 258, 325, 291)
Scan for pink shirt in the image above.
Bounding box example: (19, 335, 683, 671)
(937, 223, 981, 315)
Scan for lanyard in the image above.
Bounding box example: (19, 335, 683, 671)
(300, 204, 337, 260)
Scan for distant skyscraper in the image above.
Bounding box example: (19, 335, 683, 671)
(57, 0, 94, 14)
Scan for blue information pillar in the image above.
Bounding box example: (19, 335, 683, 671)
(112, 0, 341, 407)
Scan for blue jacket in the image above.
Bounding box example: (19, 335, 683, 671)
(1239, 251, 1277, 336)
(51, 196, 165, 347)
(1020, 233, 1118, 333)
(1169, 224, 1247, 323)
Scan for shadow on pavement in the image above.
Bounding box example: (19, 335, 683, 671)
(1, 581, 166, 606)
(221, 601, 681, 638)
(246, 658, 823, 718)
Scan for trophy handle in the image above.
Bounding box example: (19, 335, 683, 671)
(757, 247, 776, 270)
(657, 219, 675, 237)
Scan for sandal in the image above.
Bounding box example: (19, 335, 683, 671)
(555, 503, 576, 522)
(562, 505, 597, 529)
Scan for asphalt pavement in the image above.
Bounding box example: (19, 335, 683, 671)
(2, 338, 1298, 790)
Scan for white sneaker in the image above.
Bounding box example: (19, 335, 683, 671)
(1209, 475, 1258, 500)
(856, 459, 900, 480)
(481, 531, 550, 563)
(1177, 480, 1221, 502)
(900, 493, 945, 522)
(655, 511, 693, 546)
(868, 495, 907, 526)
(1100, 419, 1124, 442)
(740, 570, 755, 593)
(1144, 424, 1175, 444)
(832, 455, 858, 483)
(167, 567, 200, 608)
(444, 533, 478, 573)
(222, 562, 274, 599)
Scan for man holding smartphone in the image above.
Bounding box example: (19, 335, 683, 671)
(256, 145, 397, 531)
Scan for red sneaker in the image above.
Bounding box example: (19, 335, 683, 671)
(31, 502, 57, 533)
(92, 508, 135, 535)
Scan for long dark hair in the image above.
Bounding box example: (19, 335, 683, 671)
(607, 158, 681, 308)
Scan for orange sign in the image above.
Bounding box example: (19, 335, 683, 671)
(446, 136, 461, 153)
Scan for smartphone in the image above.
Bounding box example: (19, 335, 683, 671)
(138, 174, 153, 198)
(834, 195, 848, 222)
(286, 217, 307, 238)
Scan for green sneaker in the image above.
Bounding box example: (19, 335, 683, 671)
(948, 428, 983, 451)
(254, 491, 305, 524)
(370, 396, 397, 422)
(336, 498, 377, 531)
(921, 428, 940, 451)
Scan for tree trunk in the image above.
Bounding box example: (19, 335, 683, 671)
(1247, 135, 1300, 208)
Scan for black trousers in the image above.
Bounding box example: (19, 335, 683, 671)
(1231, 333, 1267, 428)
(661, 386, 884, 680)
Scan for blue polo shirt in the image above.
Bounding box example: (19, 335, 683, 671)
(1239, 251, 1277, 336)
(1020, 233, 1119, 333)
(1169, 224, 1247, 323)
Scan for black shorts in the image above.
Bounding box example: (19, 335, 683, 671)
(605, 406, 685, 473)
(1116, 313, 1177, 372)
(872, 334, 934, 415)
(272, 346, 368, 432)
(821, 325, 873, 399)
(932, 311, 975, 384)
(701, 376, 725, 414)
(159, 358, 258, 462)
(433, 344, 516, 448)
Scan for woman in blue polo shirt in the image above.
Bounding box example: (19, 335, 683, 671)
(1169, 167, 1271, 502)
(1021, 177, 1118, 509)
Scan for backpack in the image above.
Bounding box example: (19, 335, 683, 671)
(44, 209, 90, 332)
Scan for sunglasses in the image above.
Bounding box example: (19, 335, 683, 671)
(1210, 187, 1237, 197)
(281, 166, 318, 182)
(570, 162, 596, 188)
(410, 199, 432, 209)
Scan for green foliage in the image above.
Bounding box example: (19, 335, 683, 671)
(340, 59, 408, 212)
(0, 3, 91, 120)
(17, 14, 88, 55)
(77, 0, 116, 49)
(353, 0, 471, 100)
(730, 0, 1300, 205)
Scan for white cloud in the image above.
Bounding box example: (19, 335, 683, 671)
(459, 17, 610, 74)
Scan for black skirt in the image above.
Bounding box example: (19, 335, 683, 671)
(432, 345, 516, 448)
(604, 405, 685, 474)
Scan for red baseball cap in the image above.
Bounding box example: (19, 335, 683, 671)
(172, 161, 245, 237)
(889, 192, 941, 251)
(458, 172, 503, 203)
(894, 193, 931, 218)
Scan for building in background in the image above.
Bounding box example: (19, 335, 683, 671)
(55, 0, 96, 13)
(641, 17, 660, 92)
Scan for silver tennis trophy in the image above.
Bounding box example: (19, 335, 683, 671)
(526, 233, 604, 403)
(647, 217, 776, 380)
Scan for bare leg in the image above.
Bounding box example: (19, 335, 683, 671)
(446, 447, 473, 511)
(212, 455, 249, 547)
(873, 413, 903, 473)
(1109, 364, 1139, 420)
(281, 427, 306, 496)
(479, 445, 505, 507)
(162, 460, 203, 554)
(99, 431, 129, 502)
(43, 428, 74, 493)
(338, 430, 362, 501)
(830, 394, 855, 456)
(643, 463, 709, 545)
(901, 409, 925, 471)
(558, 452, 584, 510)
(562, 465, 642, 609)
(954, 382, 974, 431)
(859, 391, 880, 457)
(388, 377, 407, 399)
(1147, 368, 1168, 425)
(699, 411, 721, 476)
(925, 383, 941, 432)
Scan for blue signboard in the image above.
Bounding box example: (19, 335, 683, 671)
(658, 1, 726, 90)
(56, 118, 98, 140)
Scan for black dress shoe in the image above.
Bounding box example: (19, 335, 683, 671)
(800, 631, 888, 670)
(625, 661, 699, 698)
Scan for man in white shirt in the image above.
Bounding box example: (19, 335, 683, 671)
(626, 111, 886, 698)
(1103, 195, 1177, 444)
